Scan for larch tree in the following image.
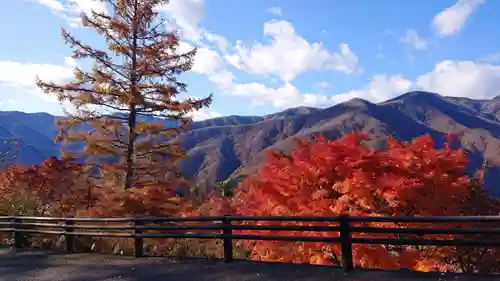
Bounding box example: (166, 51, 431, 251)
(36, 0, 212, 190)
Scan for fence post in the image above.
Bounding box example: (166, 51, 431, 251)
(222, 215, 233, 263)
(134, 218, 144, 258)
(12, 217, 24, 250)
(339, 213, 353, 272)
(65, 217, 74, 253)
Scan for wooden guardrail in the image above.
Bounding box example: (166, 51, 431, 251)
(2, 214, 500, 272)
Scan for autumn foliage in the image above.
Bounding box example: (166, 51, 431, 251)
(1, 132, 500, 272)
(0, 157, 91, 217)
(4, 0, 500, 274)
(36, 0, 212, 190)
(0, 155, 191, 254)
(0, 156, 187, 217)
(1, 0, 214, 258)
(223, 133, 500, 273)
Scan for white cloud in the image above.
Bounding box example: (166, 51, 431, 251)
(182, 43, 237, 91)
(332, 75, 413, 104)
(0, 60, 76, 111)
(400, 29, 428, 50)
(64, 56, 77, 67)
(187, 108, 222, 121)
(0, 58, 224, 120)
(35, 0, 360, 113)
(432, 0, 484, 37)
(313, 81, 330, 89)
(37, 0, 108, 27)
(38, 0, 64, 11)
(157, 0, 206, 42)
(207, 69, 236, 92)
(203, 31, 230, 52)
(415, 60, 500, 98)
(31, 0, 499, 113)
(156, 0, 235, 55)
(231, 82, 330, 109)
(38, 0, 211, 46)
(36, 0, 498, 115)
(266, 7, 282, 16)
(38, 0, 207, 38)
(224, 20, 361, 82)
(477, 52, 500, 64)
(70, 0, 108, 15)
(328, 60, 500, 106)
(191, 47, 224, 75)
(176, 41, 196, 54)
(0, 61, 73, 90)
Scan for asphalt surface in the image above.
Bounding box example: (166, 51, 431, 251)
(0, 250, 498, 281)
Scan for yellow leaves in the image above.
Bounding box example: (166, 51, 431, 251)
(414, 260, 438, 272)
(108, 44, 128, 55)
(94, 83, 109, 93)
(135, 121, 164, 135)
(309, 254, 331, 265)
(67, 119, 79, 126)
(108, 19, 130, 38)
(116, 0, 126, 11)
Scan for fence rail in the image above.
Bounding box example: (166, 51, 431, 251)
(2, 214, 500, 272)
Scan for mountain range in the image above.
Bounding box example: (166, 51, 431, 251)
(2, 91, 500, 196)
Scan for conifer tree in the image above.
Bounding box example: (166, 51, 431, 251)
(36, 0, 212, 190)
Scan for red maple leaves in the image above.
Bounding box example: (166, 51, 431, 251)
(1, 132, 499, 273)
(226, 133, 500, 272)
(0, 157, 89, 216)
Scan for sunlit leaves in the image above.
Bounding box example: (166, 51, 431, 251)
(228, 132, 500, 272)
(0, 157, 90, 216)
(35, 0, 213, 190)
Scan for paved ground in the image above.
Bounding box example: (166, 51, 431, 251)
(0, 250, 499, 281)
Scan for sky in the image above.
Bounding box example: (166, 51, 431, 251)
(0, 0, 500, 120)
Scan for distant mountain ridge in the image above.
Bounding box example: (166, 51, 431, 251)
(0, 106, 319, 164)
(3, 91, 500, 196)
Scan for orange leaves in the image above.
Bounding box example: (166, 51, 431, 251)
(0, 156, 188, 218)
(88, 182, 186, 218)
(35, 0, 213, 191)
(0, 157, 89, 216)
(228, 132, 498, 271)
(309, 254, 331, 265)
(108, 19, 130, 38)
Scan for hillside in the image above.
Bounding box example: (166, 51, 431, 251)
(3, 91, 500, 196)
(180, 91, 500, 196)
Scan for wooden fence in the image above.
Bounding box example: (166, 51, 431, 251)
(2, 214, 500, 272)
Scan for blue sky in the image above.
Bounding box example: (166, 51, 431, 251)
(1, 0, 499, 120)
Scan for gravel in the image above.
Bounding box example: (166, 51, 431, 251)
(0, 250, 497, 281)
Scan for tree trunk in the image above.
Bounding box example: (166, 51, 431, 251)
(124, 105, 137, 190)
(124, 3, 139, 190)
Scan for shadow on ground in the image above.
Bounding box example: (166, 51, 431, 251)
(0, 249, 498, 281)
